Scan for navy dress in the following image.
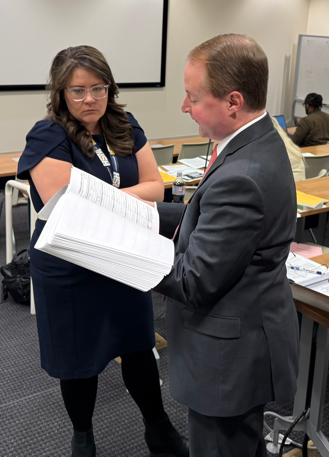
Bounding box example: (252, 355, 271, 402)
(17, 113, 155, 379)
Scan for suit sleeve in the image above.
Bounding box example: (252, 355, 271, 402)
(155, 174, 265, 308)
(157, 202, 185, 239)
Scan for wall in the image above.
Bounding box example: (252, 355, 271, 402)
(307, 0, 329, 35)
(0, 0, 310, 154)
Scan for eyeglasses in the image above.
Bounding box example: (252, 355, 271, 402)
(66, 85, 109, 102)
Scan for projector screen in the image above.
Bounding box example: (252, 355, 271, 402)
(0, 0, 168, 90)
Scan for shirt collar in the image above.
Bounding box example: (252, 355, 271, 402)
(216, 111, 267, 156)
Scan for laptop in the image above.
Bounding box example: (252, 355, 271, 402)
(273, 114, 287, 131)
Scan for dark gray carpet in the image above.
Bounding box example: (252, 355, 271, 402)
(0, 198, 327, 456)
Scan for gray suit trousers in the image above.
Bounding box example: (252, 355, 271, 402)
(188, 404, 267, 457)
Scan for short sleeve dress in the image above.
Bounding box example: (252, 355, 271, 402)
(17, 113, 155, 380)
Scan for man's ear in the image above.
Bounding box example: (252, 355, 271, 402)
(227, 91, 244, 113)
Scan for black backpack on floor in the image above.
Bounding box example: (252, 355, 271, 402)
(1, 250, 30, 305)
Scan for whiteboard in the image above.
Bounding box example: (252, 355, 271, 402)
(0, 0, 168, 90)
(293, 34, 329, 116)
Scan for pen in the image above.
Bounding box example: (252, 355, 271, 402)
(287, 266, 326, 275)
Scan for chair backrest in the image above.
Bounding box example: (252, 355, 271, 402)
(306, 168, 328, 180)
(12, 176, 29, 206)
(304, 155, 329, 179)
(185, 186, 198, 202)
(178, 141, 214, 161)
(151, 144, 175, 166)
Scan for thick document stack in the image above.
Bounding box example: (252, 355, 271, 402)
(35, 168, 174, 292)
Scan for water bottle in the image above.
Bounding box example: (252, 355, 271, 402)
(172, 172, 185, 203)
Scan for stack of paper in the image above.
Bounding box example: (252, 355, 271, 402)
(286, 252, 329, 287)
(296, 190, 328, 211)
(162, 164, 204, 182)
(35, 168, 174, 292)
(178, 157, 207, 169)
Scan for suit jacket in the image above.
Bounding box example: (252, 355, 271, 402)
(155, 114, 299, 417)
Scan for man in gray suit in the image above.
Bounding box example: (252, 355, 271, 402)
(153, 34, 299, 457)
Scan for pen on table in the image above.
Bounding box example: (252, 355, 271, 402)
(287, 266, 326, 275)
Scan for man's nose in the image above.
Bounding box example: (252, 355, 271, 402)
(181, 95, 190, 113)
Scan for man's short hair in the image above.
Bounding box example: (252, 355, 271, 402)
(304, 93, 323, 109)
(188, 34, 268, 111)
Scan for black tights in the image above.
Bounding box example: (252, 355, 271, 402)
(60, 349, 166, 432)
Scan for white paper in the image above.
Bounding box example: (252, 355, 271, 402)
(308, 281, 329, 296)
(35, 168, 174, 292)
(162, 164, 204, 182)
(39, 167, 159, 233)
(302, 152, 316, 157)
(178, 157, 207, 169)
(286, 252, 329, 286)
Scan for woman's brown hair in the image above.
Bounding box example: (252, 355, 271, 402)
(46, 45, 133, 157)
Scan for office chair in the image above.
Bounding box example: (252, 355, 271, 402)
(185, 186, 198, 202)
(4, 180, 37, 314)
(178, 141, 214, 161)
(304, 155, 329, 179)
(151, 144, 175, 166)
(301, 169, 329, 244)
(306, 169, 328, 179)
(0, 177, 30, 257)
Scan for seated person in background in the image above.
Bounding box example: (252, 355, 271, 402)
(291, 93, 329, 147)
(272, 117, 306, 181)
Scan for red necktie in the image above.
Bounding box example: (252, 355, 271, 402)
(201, 147, 218, 181)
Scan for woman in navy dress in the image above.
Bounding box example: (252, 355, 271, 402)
(17, 46, 188, 457)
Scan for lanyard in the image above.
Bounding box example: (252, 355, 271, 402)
(92, 138, 120, 188)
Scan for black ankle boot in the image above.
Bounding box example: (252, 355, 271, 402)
(144, 415, 189, 457)
(71, 426, 96, 457)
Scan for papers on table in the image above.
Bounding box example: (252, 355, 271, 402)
(178, 157, 207, 169)
(302, 152, 316, 157)
(296, 190, 328, 211)
(158, 168, 176, 183)
(290, 242, 322, 259)
(12, 157, 20, 162)
(307, 281, 329, 296)
(286, 252, 329, 287)
(162, 164, 204, 182)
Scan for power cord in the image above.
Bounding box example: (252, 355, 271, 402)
(264, 409, 316, 453)
(278, 408, 310, 456)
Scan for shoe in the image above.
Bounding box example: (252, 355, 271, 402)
(144, 414, 189, 457)
(71, 426, 96, 457)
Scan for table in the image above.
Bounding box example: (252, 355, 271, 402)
(301, 145, 329, 156)
(269, 252, 329, 456)
(160, 163, 203, 189)
(296, 176, 329, 218)
(149, 136, 212, 158)
(295, 177, 329, 245)
(0, 152, 21, 177)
